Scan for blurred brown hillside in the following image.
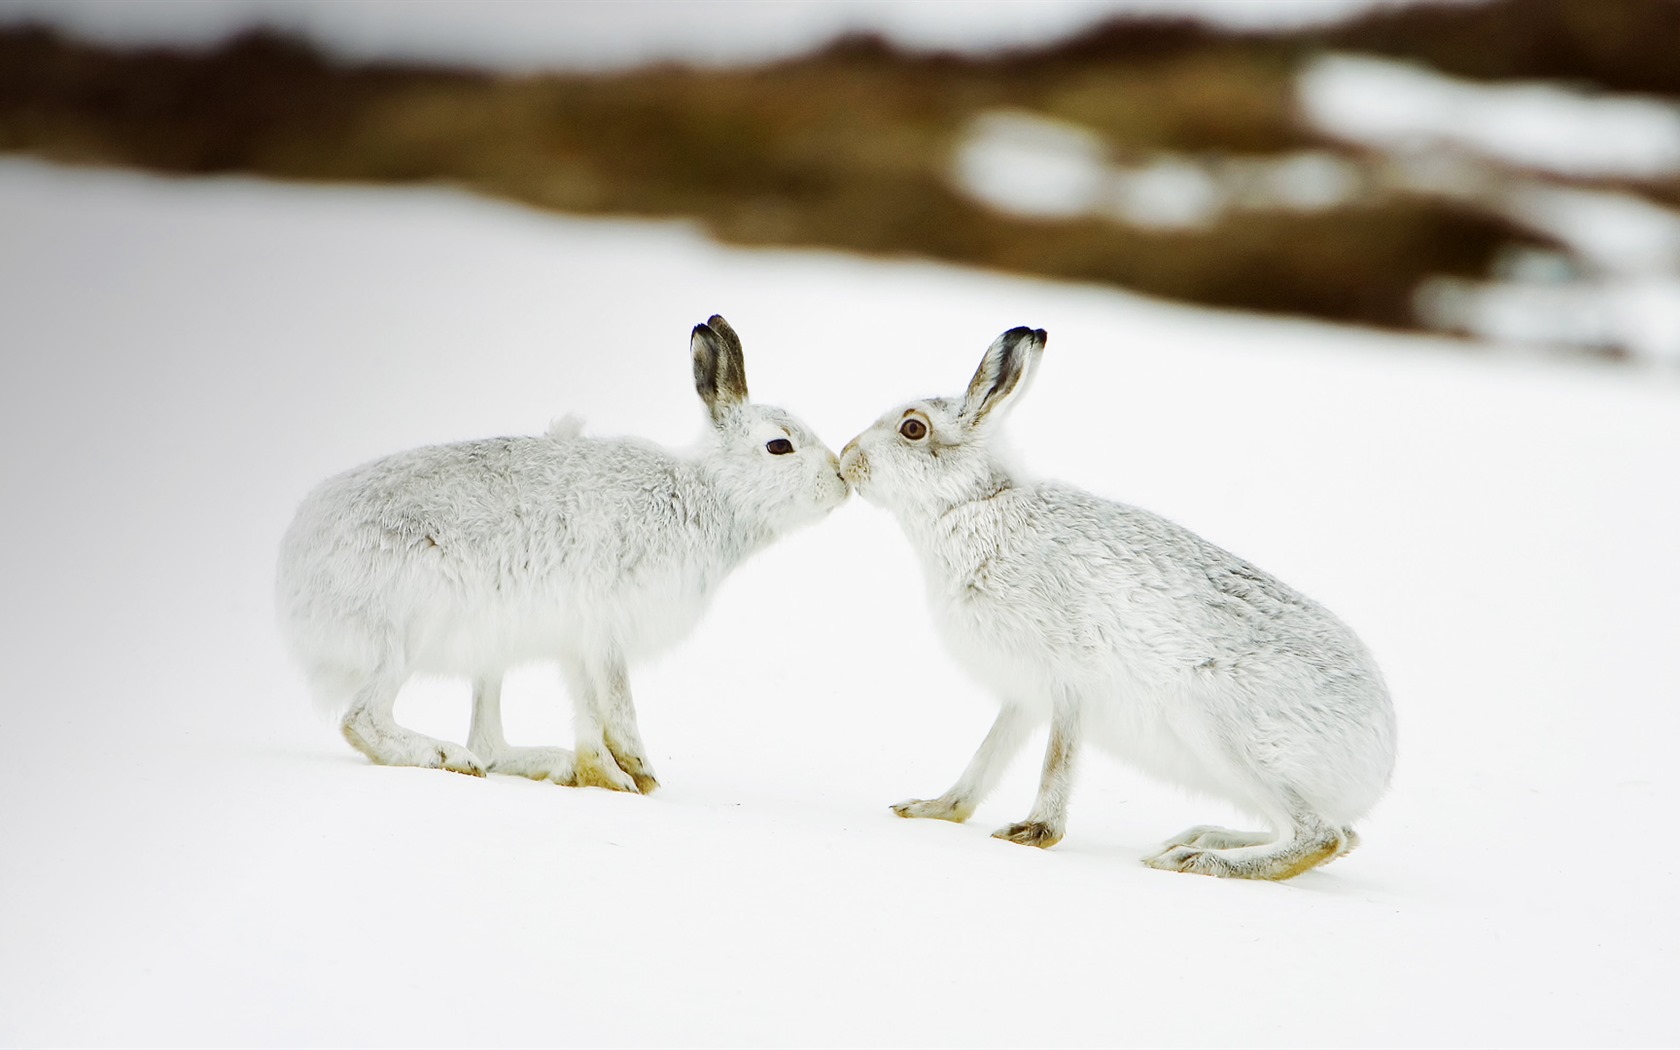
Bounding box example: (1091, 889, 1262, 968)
(4, 0, 1678, 360)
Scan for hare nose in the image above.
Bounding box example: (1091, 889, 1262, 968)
(838, 442, 867, 483)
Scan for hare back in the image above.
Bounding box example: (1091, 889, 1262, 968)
(926, 483, 1395, 822)
(277, 434, 729, 679)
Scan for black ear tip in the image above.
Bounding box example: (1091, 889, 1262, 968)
(692, 322, 715, 341)
(706, 313, 728, 329)
(1000, 325, 1047, 349)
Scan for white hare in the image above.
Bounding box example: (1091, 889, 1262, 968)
(840, 326, 1395, 879)
(277, 315, 849, 792)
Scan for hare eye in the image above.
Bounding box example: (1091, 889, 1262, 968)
(899, 418, 928, 441)
(766, 438, 794, 455)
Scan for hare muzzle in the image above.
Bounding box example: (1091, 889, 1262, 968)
(839, 441, 869, 490)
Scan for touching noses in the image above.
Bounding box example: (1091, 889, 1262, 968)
(839, 438, 867, 486)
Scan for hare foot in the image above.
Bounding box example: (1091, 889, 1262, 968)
(1143, 830, 1343, 880)
(603, 737, 659, 794)
(571, 747, 641, 793)
(992, 820, 1063, 849)
(482, 746, 577, 784)
(891, 797, 973, 822)
(341, 714, 485, 777)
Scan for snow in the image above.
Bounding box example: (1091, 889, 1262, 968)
(1289, 54, 1680, 363)
(0, 0, 1447, 72)
(1298, 53, 1680, 181)
(954, 111, 1360, 229)
(1507, 184, 1680, 275)
(1106, 157, 1226, 228)
(1418, 270, 1680, 366)
(1412, 179, 1680, 365)
(1, 157, 1678, 1048)
(953, 111, 1111, 219)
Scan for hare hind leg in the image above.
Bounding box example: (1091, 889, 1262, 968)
(467, 676, 577, 784)
(1337, 826, 1361, 857)
(1158, 826, 1277, 851)
(1143, 827, 1345, 880)
(335, 666, 485, 777)
(1144, 805, 1352, 881)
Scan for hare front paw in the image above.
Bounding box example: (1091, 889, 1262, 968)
(570, 747, 642, 793)
(603, 740, 659, 795)
(992, 820, 1063, 849)
(890, 797, 973, 822)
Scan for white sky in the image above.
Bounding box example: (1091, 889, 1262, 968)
(0, 0, 1469, 70)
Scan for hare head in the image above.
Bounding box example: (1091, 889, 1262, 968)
(693, 315, 850, 532)
(840, 326, 1046, 514)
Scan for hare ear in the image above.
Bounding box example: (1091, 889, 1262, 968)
(692, 314, 749, 423)
(959, 326, 1046, 429)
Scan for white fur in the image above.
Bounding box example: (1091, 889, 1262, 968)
(277, 316, 849, 791)
(840, 327, 1395, 879)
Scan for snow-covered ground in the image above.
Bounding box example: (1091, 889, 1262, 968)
(949, 54, 1680, 365)
(1295, 53, 1680, 365)
(1298, 53, 1680, 182)
(954, 110, 1364, 228)
(1, 157, 1677, 1047)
